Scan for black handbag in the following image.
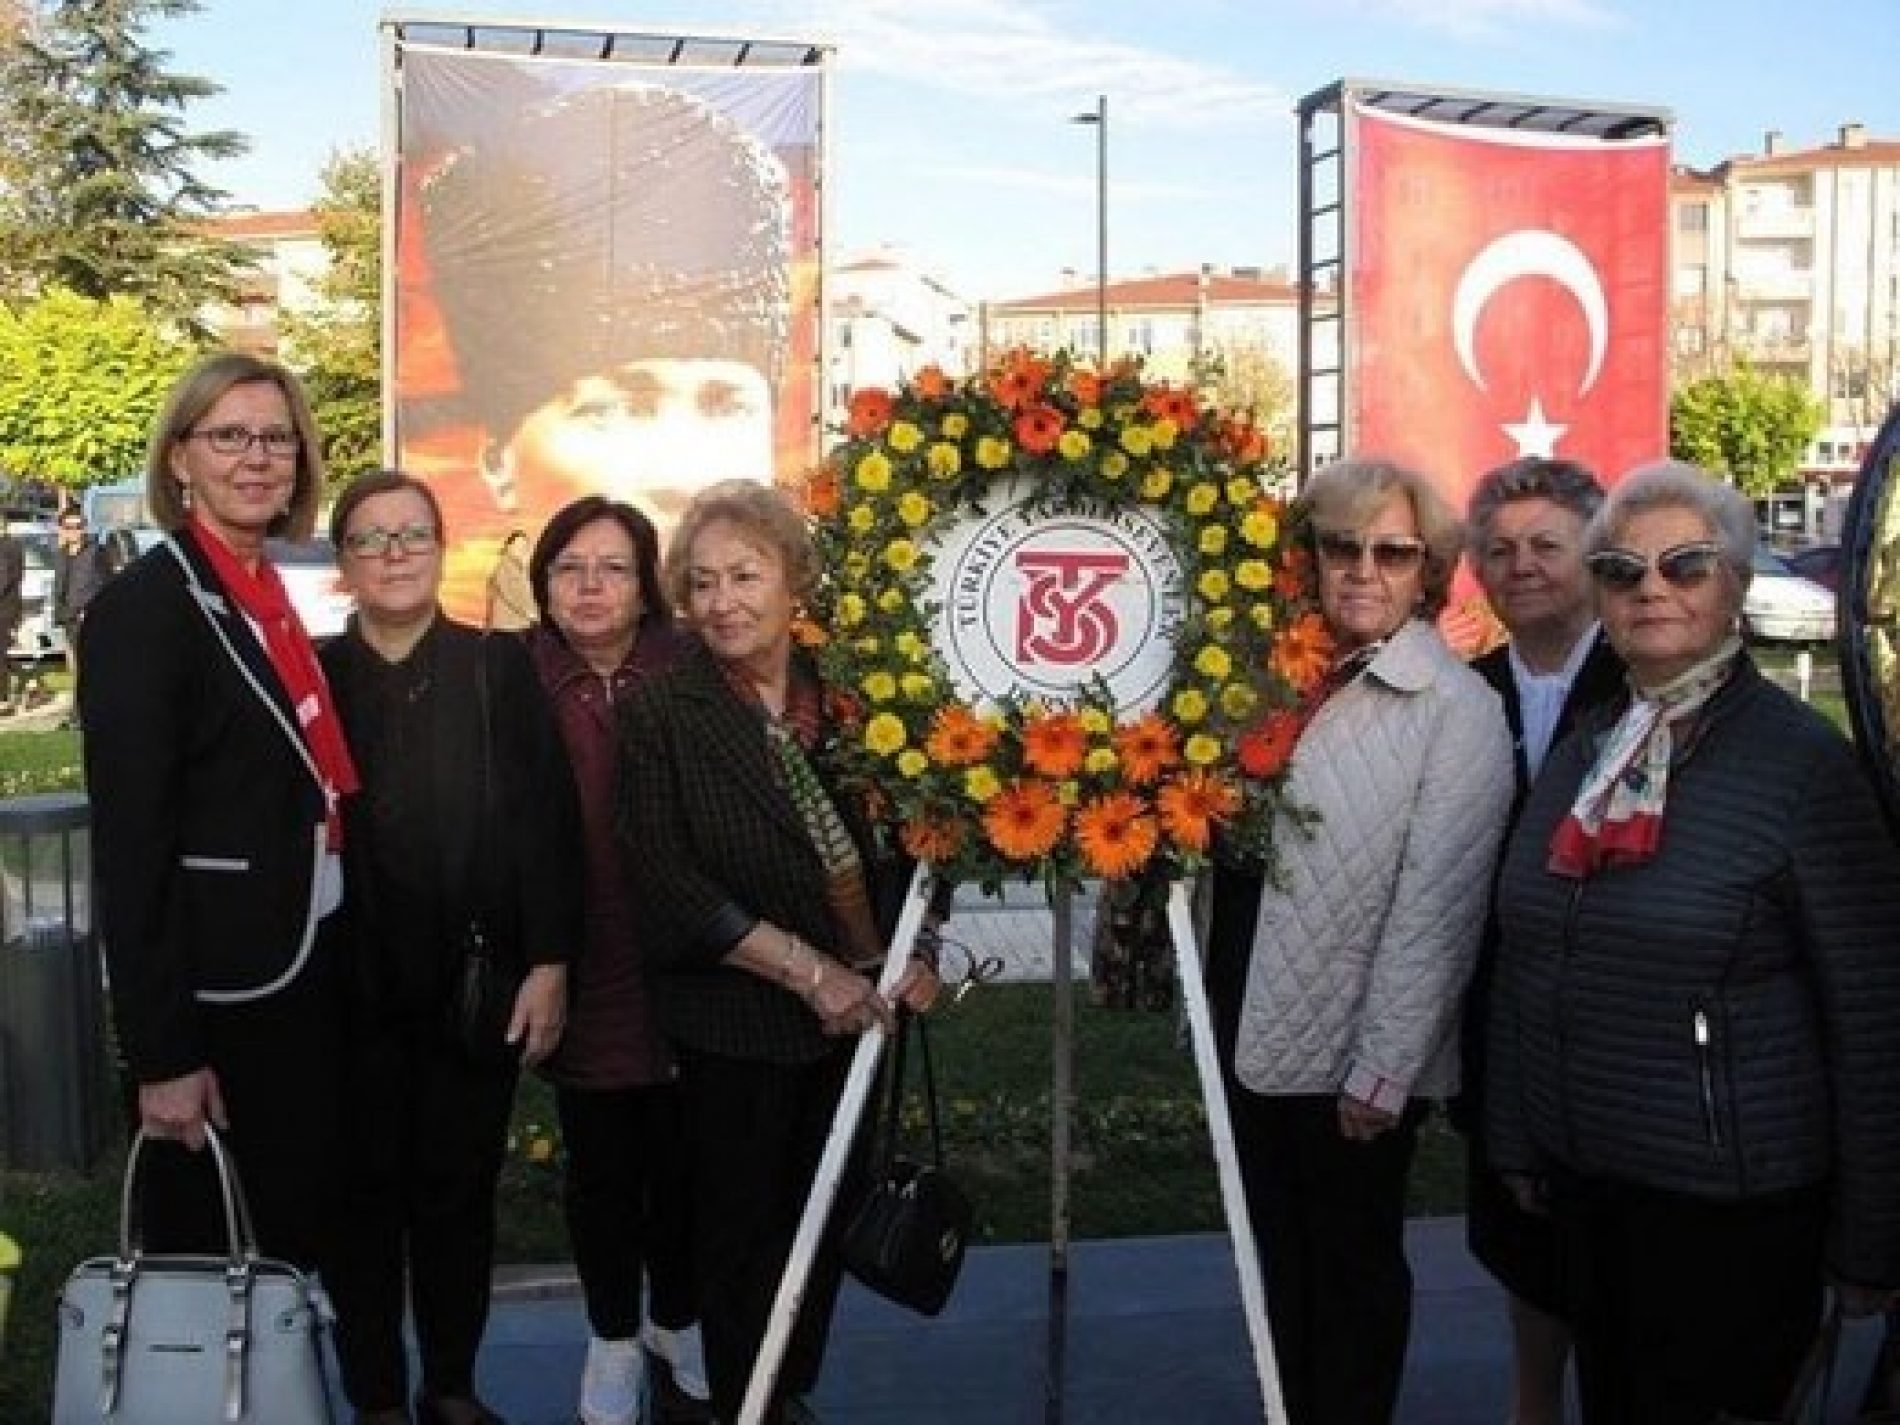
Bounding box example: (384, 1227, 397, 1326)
(839, 1010, 971, 1317)
(444, 641, 521, 1061)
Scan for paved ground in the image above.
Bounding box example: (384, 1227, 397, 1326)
(466, 1223, 1887, 1424)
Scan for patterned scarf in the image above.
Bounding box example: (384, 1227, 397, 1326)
(1546, 634, 1742, 878)
(191, 519, 360, 849)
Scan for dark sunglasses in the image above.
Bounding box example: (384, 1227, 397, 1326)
(1313, 529, 1428, 572)
(1584, 540, 1724, 593)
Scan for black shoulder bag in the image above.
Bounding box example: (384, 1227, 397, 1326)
(445, 637, 522, 1061)
(840, 1010, 972, 1317)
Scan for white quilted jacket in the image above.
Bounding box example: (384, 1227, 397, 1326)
(1233, 619, 1514, 1112)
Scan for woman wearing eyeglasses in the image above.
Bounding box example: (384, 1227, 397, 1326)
(1486, 460, 1900, 1423)
(81, 352, 349, 1273)
(520, 497, 707, 1425)
(1207, 457, 1514, 1424)
(319, 470, 582, 1425)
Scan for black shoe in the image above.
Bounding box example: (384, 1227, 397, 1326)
(415, 1394, 504, 1425)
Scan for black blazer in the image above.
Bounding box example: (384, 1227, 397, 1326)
(618, 640, 917, 1066)
(81, 529, 333, 1083)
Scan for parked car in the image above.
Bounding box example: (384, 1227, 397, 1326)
(1744, 547, 1837, 645)
(266, 536, 353, 642)
(6, 528, 70, 666)
(1785, 542, 1843, 593)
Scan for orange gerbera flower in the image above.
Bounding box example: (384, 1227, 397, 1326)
(990, 350, 1051, 410)
(1066, 368, 1104, 406)
(1271, 611, 1335, 694)
(1275, 545, 1312, 598)
(790, 614, 827, 649)
(1074, 791, 1160, 879)
(1021, 710, 1088, 777)
(1219, 416, 1269, 463)
(925, 706, 999, 767)
(1112, 713, 1180, 787)
(846, 387, 895, 438)
(1237, 709, 1303, 779)
(1156, 771, 1241, 852)
(804, 464, 842, 519)
(902, 815, 967, 864)
(913, 364, 951, 401)
(982, 780, 1067, 861)
(1013, 403, 1065, 456)
(1140, 385, 1197, 425)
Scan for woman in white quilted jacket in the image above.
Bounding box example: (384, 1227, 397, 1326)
(1206, 455, 1514, 1425)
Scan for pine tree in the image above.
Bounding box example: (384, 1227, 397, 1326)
(0, 0, 253, 325)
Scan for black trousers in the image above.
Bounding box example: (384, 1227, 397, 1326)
(1552, 1171, 1826, 1424)
(325, 1017, 519, 1411)
(555, 1080, 698, 1339)
(676, 1044, 856, 1425)
(1231, 1091, 1424, 1425)
(133, 940, 344, 1273)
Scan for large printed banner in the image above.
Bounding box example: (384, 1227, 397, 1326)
(390, 44, 822, 620)
(1349, 102, 1669, 509)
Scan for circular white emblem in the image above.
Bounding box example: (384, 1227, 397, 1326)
(925, 481, 1188, 716)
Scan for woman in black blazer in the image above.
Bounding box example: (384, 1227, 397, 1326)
(619, 481, 942, 1425)
(320, 470, 582, 1425)
(81, 351, 350, 1270)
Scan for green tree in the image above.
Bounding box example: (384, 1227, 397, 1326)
(279, 148, 382, 492)
(1669, 362, 1824, 496)
(0, 287, 196, 490)
(0, 0, 253, 325)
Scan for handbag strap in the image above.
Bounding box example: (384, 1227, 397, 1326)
(878, 1011, 946, 1169)
(120, 1124, 257, 1266)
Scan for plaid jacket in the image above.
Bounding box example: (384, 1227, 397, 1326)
(618, 641, 908, 1064)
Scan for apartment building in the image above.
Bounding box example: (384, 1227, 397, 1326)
(1672, 123, 1900, 478)
(827, 251, 977, 415)
(195, 209, 326, 354)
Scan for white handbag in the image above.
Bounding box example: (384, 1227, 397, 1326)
(52, 1126, 336, 1423)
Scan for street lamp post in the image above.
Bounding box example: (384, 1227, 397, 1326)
(1071, 94, 1108, 366)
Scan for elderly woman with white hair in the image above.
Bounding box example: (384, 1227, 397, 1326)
(1487, 459, 1900, 1423)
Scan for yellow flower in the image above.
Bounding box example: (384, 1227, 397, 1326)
(1198, 569, 1232, 600)
(1236, 559, 1273, 591)
(862, 671, 897, 702)
(895, 631, 924, 659)
(941, 412, 970, 439)
(965, 766, 1002, 802)
(1140, 466, 1173, 500)
(975, 435, 1012, 470)
(1151, 417, 1179, 450)
(1186, 482, 1219, 515)
(1078, 407, 1105, 430)
(1058, 428, 1092, 461)
(1057, 780, 1081, 807)
(865, 713, 908, 756)
(1085, 747, 1118, 775)
(900, 672, 935, 700)
(1199, 526, 1229, 557)
(1220, 684, 1259, 719)
(1184, 733, 1221, 766)
(1079, 707, 1111, 734)
(844, 552, 870, 578)
(885, 540, 918, 572)
(856, 450, 892, 492)
(1101, 451, 1130, 480)
(898, 491, 933, 527)
(1240, 509, 1279, 548)
(855, 636, 882, 656)
(888, 421, 924, 454)
(1194, 645, 1233, 680)
(1206, 607, 1236, 633)
(848, 506, 875, 534)
(878, 589, 904, 613)
(1119, 424, 1153, 457)
(1250, 603, 1277, 631)
(925, 442, 961, 479)
(1226, 476, 1259, 506)
(836, 593, 866, 627)
(897, 749, 929, 779)
(1171, 688, 1209, 725)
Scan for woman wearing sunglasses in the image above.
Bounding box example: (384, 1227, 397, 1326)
(1486, 460, 1900, 1422)
(1208, 457, 1514, 1423)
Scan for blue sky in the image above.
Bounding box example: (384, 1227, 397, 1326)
(159, 0, 1900, 300)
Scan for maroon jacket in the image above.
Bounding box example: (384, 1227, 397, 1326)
(527, 621, 689, 1088)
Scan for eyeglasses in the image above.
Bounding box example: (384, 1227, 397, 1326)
(1313, 530, 1428, 572)
(1584, 541, 1724, 593)
(188, 425, 300, 458)
(548, 555, 637, 586)
(343, 523, 439, 559)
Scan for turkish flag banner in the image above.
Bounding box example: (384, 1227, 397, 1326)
(1349, 102, 1670, 508)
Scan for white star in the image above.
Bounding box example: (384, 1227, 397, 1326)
(1502, 397, 1568, 458)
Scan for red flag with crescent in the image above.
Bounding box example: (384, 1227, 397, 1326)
(1348, 102, 1670, 508)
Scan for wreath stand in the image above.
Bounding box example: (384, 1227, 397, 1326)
(739, 868, 1288, 1424)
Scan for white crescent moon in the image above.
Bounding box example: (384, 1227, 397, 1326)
(1451, 229, 1608, 396)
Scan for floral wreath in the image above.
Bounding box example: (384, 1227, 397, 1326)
(802, 348, 1333, 890)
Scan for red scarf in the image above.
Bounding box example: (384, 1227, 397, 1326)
(190, 520, 359, 848)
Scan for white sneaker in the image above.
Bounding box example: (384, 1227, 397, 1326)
(579, 1334, 648, 1425)
(641, 1321, 710, 1404)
